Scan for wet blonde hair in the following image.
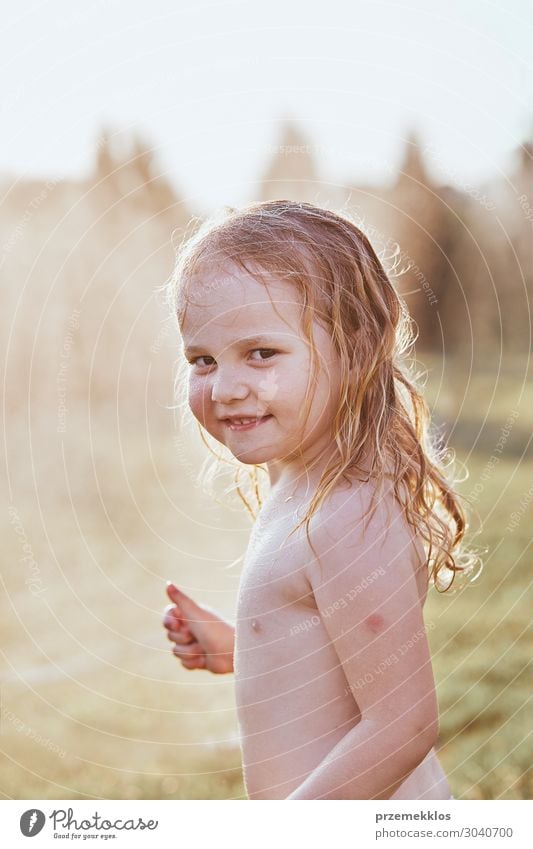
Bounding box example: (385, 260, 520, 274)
(166, 200, 482, 591)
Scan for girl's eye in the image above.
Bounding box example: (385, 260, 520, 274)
(249, 348, 277, 362)
(188, 349, 277, 368)
(189, 356, 215, 368)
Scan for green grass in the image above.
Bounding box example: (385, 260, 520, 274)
(426, 453, 532, 800)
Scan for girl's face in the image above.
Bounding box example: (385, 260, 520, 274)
(179, 263, 342, 486)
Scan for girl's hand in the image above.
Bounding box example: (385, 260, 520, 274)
(163, 582, 235, 674)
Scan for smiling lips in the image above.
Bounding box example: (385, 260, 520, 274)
(223, 415, 273, 431)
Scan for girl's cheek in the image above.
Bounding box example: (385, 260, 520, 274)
(187, 377, 211, 424)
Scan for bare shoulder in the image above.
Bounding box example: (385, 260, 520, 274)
(306, 473, 406, 549)
(305, 473, 425, 594)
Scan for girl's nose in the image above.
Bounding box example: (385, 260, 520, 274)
(210, 368, 249, 403)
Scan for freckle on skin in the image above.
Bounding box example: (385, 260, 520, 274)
(365, 613, 385, 633)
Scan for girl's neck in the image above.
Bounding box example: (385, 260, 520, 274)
(266, 440, 377, 503)
(266, 440, 340, 500)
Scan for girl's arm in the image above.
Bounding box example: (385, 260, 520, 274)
(288, 482, 439, 800)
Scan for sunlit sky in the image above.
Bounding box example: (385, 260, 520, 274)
(1, 0, 532, 212)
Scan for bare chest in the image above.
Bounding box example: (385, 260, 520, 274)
(236, 503, 316, 631)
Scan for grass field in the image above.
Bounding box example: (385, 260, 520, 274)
(427, 453, 532, 800)
(1, 357, 531, 800)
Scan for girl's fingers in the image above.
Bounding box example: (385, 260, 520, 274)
(167, 629, 195, 645)
(180, 654, 207, 670)
(165, 585, 206, 670)
(163, 603, 181, 618)
(166, 582, 185, 605)
(163, 605, 182, 626)
(163, 613, 184, 631)
(171, 641, 202, 658)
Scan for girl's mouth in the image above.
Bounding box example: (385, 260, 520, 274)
(224, 415, 273, 432)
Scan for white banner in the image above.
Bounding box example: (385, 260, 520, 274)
(1, 800, 531, 848)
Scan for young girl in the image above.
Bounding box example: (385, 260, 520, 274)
(162, 200, 478, 800)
